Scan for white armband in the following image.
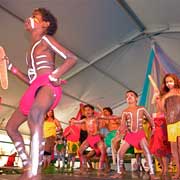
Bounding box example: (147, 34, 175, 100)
(7, 63, 13, 71)
(48, 74, 58, 82)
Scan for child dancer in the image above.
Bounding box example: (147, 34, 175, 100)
(6, 8, 77, 179)
(148, 79, 171, 176)
(112, 90, 159, 180)
(160, 74, 180, 179)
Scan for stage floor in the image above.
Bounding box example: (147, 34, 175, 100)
(0, 171, 175, 180)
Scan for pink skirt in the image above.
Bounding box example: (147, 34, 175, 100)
(124, 130, 146, 150)
(86, 134, 101, 155)
(19, 74, 62, 115)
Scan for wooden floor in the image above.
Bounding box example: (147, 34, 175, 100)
(0, 169, 176, 180)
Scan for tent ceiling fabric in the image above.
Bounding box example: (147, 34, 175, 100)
(0, 0, 180, 135)
(126, 0, 180, 32)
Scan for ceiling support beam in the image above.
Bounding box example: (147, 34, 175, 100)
(116, 0, 146, 32)
(0, 3, 146, 108)
(0, 4, 133, 91)
(65, 32, 144, 90)
(1, 28, 170, 111)
(0, 4, 24, 22)
(0, 4, 143, 92)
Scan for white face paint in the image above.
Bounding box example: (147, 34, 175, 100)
(126, 93, 135, 102)
(166, 81, 174, 86)
(29, 17, 35, 29)
(29, 17, 40, 29)
(165, 77, 175, 89)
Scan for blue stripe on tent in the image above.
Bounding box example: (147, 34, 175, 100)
(139, 48, 155, 106)
(155, 44, 180, 77)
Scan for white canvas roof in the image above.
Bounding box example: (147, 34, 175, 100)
(1, 0, 180, 134)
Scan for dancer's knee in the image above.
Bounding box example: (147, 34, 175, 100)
(6, 122, 17, 137)
(29, 105, 46, 124)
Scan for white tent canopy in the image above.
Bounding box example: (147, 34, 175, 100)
(1, 0, 180, 134)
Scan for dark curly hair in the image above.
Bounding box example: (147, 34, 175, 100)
(160, 73, 180, 96)
(84, 104, 94, 111)
(34, 8, 57, 35)
(103, 107, 113, 115)
(126, 90, 138, 97)
(44, 110, 55, 120)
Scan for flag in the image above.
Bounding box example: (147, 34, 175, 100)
(139, 42, 180, 113)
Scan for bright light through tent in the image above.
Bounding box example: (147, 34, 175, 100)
(0, 130, 30, 167)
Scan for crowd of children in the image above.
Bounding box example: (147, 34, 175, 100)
(5, 73, 179, 180)
(39, 73, 180, 180)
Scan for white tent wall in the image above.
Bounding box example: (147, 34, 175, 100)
(0, 130, 30, 166)
(0, 1, 180, 135)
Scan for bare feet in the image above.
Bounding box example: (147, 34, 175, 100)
(18, 172, 30, 180)
(18, 165, 31, 180)
(29, 174, 42, 180)
(97, 169, 105, 176)
(104, 167, 110, 173)
(111, 172, 123, 179)
(78, 167, 87, 175)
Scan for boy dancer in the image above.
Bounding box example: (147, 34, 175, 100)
(112, 90, 159, 180)
(75, 104, 108, 175)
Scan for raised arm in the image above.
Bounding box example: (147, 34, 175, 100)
(148, 75, 160, 104)
(73, 119, 85, 124)
(148, 75, 159, 93)
(98, 115, 121, 120)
